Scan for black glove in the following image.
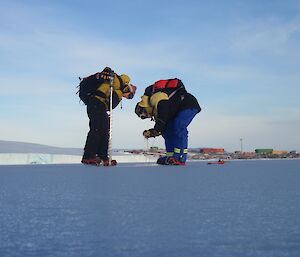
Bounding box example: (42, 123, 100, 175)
(143, 129, 161, 139)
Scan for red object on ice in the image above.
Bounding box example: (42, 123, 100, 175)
(207, 160, 225, 165)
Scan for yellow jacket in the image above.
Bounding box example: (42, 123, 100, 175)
(149, 92, 168, 118)
(138, 92, 169, 119)
(95, 74, 123, 110)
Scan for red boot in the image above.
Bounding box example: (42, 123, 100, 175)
(81, 158, 100, 166)
(166, 157, 185, 166)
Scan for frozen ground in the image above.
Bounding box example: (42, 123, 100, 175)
(0, 152, 157, 165)
(0, 160, 300, 257)
(0, 140, 158, 164)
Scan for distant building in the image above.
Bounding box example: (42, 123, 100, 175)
(255, 149, 273, 154)
(241, 152, 256, 158)
(200, 148, 225, 154)
(272, 150, 288, 155)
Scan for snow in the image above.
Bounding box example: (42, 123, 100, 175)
(0, 152, 157, 165)
(0, 140, 82, 155)
(0, 140, 158, 164)
(0, 160, 300, 257)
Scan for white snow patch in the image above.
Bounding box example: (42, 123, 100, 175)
(0, 153, 158, 165)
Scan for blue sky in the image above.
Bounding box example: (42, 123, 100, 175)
(1, 0, 300, 152)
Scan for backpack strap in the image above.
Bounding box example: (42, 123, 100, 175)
(94, 91, 107, 99)
(168, 79, 185, 99)
(168, 87, 182, 99)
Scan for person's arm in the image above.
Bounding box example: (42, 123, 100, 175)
(154, 100, 169, 133)
(112, 90, 122, 109)
(142, 92, 168, 139)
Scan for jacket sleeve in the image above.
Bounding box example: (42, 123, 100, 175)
(154, 100, 169, 133)
(111, 74, 123, 109)
(149, 92, 169, 133)
(112, 91, 122, 109)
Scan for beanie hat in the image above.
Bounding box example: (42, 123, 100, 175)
(135, 95, 153, 118)
(138, 95, 150, 107)
(120, 74, 130, 85)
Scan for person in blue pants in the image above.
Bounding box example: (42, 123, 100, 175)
(135, 78, 201, 165)
(162, 108, 199, 163)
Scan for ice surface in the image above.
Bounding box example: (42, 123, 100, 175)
(0, 140, 158, 164)
(0, 160, 300, 257)
(0, 140, 82, 155)
(0, 152, 158, 165)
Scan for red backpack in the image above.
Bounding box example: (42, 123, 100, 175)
(152, 78, 183, 93)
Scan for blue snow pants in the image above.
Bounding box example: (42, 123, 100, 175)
(162, 108, 199, 162)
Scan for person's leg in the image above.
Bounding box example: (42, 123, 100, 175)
(157, 120, 175, 164)
(83, 99, 107, 162)
(171, 109, 199, 163)
(162, 120, 175, 156)
(97, 111, 109, 161)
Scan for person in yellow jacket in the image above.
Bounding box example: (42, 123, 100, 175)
(135, 79, 201, 165)
(80, 67, 136, 166)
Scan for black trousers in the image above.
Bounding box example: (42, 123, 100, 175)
(83, 98, 109, 160)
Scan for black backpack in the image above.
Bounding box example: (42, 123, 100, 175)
(77, 67, 113, 105)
